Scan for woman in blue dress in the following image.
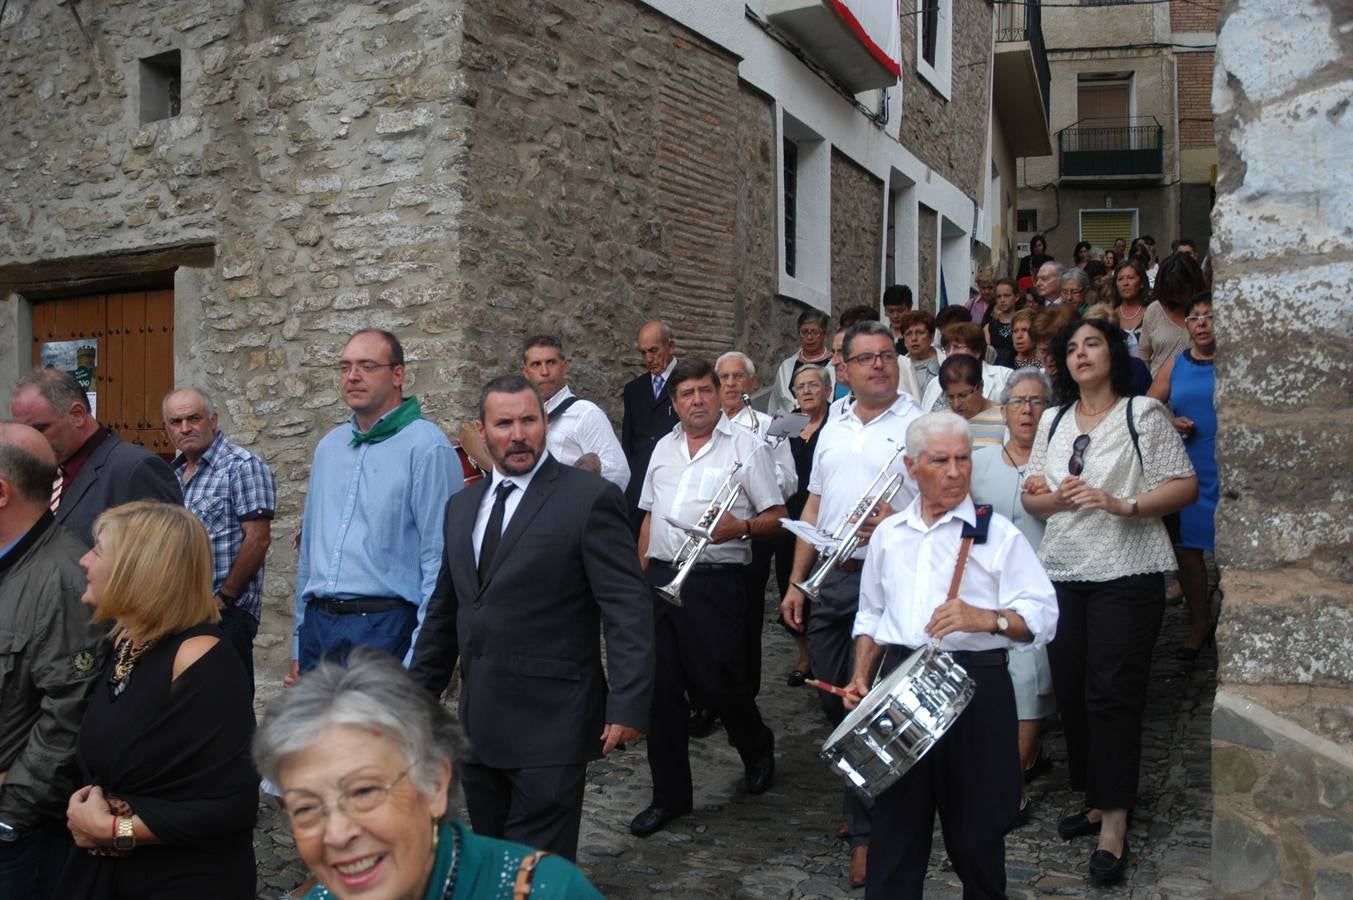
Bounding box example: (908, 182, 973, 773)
(1149, 294, 1218, 659)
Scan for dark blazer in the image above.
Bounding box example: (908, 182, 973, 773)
(619, 369, 679, 511)
(58, 431, 183, 547)
(409, 454, 654, 770)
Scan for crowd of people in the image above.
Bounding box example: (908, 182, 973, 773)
(0, 230, 1219, 899)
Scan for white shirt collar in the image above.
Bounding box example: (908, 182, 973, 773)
(846, 390, 920, 425)
(543, 385, 574, 412)
(899, 493, 977, 534)
(488, 451, 549, 496)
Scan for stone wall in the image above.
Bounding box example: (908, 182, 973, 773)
(916, 205, 938, 312)
(828, 150, 882, 317)
(1211, 0, 1353, 894)
(0, 0, 806, 664)
(895, 0, 992, 201)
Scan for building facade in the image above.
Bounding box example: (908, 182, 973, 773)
(1014, 0, 1217, 262)
(0, 0, 1001, 659)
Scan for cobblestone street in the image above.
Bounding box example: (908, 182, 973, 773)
(252, 590, 1216, 898)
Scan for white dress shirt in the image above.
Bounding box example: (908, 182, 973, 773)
(853, 495, 1058, 652)
(640, 417, 784, 565)
(472, 453, 548, 566)
(544, 386, 631, 491)
(725, 406, 798, 502)
(806, 391, 923, 560)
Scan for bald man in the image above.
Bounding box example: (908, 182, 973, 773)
(163, 387, 277, 691)
(620, 320, 681, 533)
(0, 422, 109, 899)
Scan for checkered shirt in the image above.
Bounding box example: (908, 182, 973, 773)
(174, 431, 277, 621)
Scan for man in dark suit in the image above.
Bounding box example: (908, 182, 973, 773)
(409, 374, 654, 861)
(620, 320, 680, 533)
(10, 369, 181, 547)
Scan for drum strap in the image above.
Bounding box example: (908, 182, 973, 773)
(946, 536, 975, 603)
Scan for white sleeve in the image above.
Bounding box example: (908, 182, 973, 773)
(739, 442, 787, 514)
(993, 524, 1059, 649)
(852, 532, 887, 640)
(576, 402, 631, 491)
(770, 436, 798, 501)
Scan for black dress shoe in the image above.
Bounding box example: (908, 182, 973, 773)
(786, 669, 811, 687)
(1088, 838, 1131, 885)
(1057, 810, 1102, 840)
(745, 732, 775, 795)
(629, 804, 690, 837)
(1023, 746, 1052, 784)
(688, 707, 720, 738)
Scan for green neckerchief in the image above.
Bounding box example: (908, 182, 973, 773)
(350, 396, 422, 447)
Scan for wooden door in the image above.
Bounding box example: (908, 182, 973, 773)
(1077, 82, 1130, 124)
(31, 289, 176, 456)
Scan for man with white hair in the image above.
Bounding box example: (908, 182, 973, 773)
(844, 411, 1058, 899)
(715, 351, 797, 700)
(1035, 261, 1066, 305)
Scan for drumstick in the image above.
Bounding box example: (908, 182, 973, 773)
(805, 678, 860, 700)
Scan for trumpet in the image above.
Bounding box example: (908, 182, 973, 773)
(792, 443, 907, 602)
(655, 461, 745, 607)
(740, 393, 759, 434)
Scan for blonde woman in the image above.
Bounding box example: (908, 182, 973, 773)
(58, 501, 257, 899)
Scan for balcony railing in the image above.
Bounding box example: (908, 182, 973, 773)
(995, 1, 1050, 121)
(1058, 116, 1164, 178)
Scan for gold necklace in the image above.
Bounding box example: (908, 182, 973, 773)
(1078, 397, 1117, 417)
(113, 637, 157, 683)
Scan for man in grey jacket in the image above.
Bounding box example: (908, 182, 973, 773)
(0, 422, 109, 899)
(10, 369, 181, 548)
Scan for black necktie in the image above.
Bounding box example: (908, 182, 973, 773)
(478, 481, 516, 583)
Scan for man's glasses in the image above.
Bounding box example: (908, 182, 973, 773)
(1068, 434, 1091, 477)
(284, 769, 409, 834)
(334, 362, 396, 376)
(1005, 397, 1047, 409)
(846, 350, 899, 367)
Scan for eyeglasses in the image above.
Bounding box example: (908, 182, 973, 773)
(944, 388, 978, 406)
(1184, 313, 1214, 323)
(1005, 397, 1047, 409)
(792, 381, 825, 393)
(718, 371, 751, 383)
(1068, 434, 1090, 477)
(846, 350, 899, 367)
(798, 328, 825, 338)
(284, 769, 409, 834)
(334, 362, 397, 376)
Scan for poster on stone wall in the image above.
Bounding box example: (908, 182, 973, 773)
(39, 340, 98, 419)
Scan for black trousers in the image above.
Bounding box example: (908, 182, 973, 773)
(1047, 573, 1165, 811)
(216, 606, 258, 696)
(740, 535, 777, 696)
(460, 761, 588, 861)
(645, 566, 773, 810)
(868, 651, 1019, 900)
(804, 566, 871, 847)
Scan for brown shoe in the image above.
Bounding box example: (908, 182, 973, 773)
(849, 844, 868, 889)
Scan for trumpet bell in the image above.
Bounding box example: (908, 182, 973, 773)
(655, 578, 684, 607)
(792, 578, 824, 604)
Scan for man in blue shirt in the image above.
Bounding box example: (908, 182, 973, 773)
(164, 387, 277, 693)
(288, 329, 460, 685)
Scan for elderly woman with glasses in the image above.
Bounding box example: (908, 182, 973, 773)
(254, 649, 600, 900)
(57, 501, 257, 899)
(970, 370, 1056, 825)
(769, 309, 835, 416)
(1021, 320, 1196, 886)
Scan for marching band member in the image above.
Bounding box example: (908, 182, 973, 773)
(521, 334, 630, 490)
(780, 320, 923, 886)
(631, 359, 785, 838)
(846, 411, 1058, 899)
(716, 351, 797, 699)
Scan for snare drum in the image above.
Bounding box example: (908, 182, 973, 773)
(820, 647, 975, 799)
(451, 440, 486, 487)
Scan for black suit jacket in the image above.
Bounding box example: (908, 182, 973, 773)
(619, 369, 679, 510)
(58, 431, 183, 548)
(409, 454, 654, 769)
